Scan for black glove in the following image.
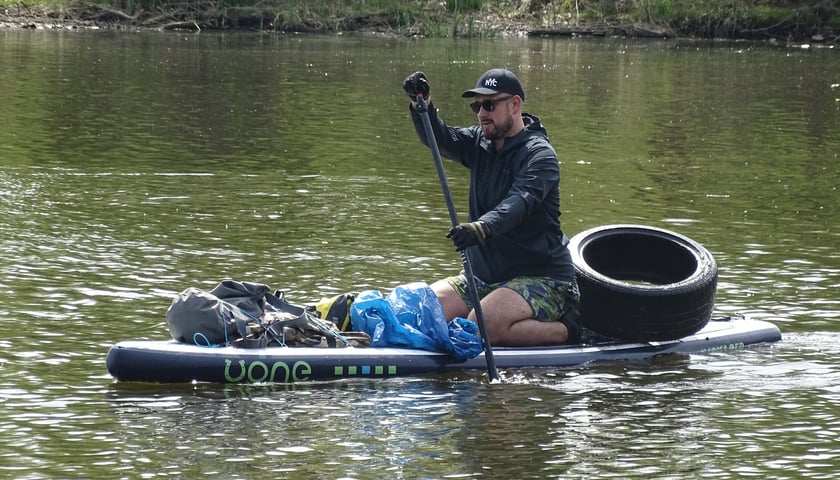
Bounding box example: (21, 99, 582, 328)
(446, 221, 490, 251)
(402, 71, 430, 102)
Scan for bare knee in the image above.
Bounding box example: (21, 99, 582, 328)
(471, 288, 569, 346)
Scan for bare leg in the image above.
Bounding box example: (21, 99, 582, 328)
(469, 287, 569, 347)
(430, 279, 469, 321)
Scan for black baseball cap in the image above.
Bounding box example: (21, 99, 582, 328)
(462, 68, 525, 101)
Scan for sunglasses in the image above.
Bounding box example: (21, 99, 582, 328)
(469, 95, 514, 114)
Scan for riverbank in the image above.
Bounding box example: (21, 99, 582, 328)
(1, 0, 838, 43)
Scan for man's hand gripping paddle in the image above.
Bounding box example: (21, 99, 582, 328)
(414, 93, 501, 383)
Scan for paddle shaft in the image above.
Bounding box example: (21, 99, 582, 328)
(414, 94, 500, 382)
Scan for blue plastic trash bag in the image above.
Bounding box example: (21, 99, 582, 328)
(387, 282, 451, 349)
(350, 282, 483, 360)
(448, 317, 483, 361)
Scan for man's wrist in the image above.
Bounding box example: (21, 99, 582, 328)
(477, 221, 491, 240)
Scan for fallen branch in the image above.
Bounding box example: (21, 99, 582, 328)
(91, 6, 141, 22)
(161, 20, 202, 31)
(71, 1, 142, 22)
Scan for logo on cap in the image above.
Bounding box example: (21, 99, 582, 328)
(484, 78, 498, 87)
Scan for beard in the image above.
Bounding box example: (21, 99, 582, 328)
(481, 114, 515, 141)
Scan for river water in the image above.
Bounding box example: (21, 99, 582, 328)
(1, 29, 839, 479)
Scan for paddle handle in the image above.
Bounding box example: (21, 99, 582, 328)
(415, 94, 500, 382)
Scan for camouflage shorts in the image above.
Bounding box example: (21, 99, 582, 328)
(446, 273, 580, 322)
(444, 274, 582, 342)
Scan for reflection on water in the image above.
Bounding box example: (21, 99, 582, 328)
(1, 30, 839, 479)
(86, 339, 835, 479)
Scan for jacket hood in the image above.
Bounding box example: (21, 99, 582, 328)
(522, 113, 547, 138)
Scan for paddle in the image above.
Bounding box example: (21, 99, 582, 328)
(414, 93, 500, 383)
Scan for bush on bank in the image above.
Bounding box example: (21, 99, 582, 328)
(1, 0, 837, 41)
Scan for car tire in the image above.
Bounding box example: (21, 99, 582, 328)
(568, 224, 718, 342)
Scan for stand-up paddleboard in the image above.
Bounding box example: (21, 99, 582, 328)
(106, 316, 781, 384)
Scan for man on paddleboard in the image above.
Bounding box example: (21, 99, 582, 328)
(404, 68, 581, 347)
